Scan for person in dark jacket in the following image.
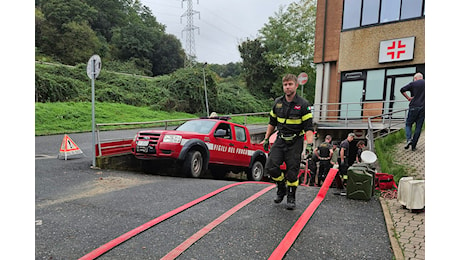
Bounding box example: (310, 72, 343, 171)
(314, 135, 333, 186)
(400, 73, 425, 151)
(263, 74, 314, 210)
(335, 133, 355, 196)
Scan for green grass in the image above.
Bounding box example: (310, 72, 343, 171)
(35, 102, 196, 135)
(35, 102, 269, 136)
(374, 129, 408, 184)
(374, 125, 424, 185)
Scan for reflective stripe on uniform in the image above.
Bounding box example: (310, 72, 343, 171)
(302, 113, 312, 121)
(286, 180, 299, 187)
(272, 172, 285, 182)
(275, 113, 312, 125)
(277, 117, 302, 125)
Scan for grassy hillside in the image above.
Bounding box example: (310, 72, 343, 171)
(35, 62, 272, 136)
(35, 62, 271, 115)
(35, 102, 269, 136)
(35, 102, 195, 135)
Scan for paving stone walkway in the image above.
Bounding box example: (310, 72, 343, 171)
(382, 130, 425, 260)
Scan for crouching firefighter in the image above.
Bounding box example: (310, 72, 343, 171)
(263, 74, 314, 210)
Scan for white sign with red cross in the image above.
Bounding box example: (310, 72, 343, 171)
(379, 37, 415, 63)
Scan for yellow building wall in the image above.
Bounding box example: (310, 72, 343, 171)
(338, 19, 425, 72)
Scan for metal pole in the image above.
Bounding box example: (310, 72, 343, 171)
(91, 58, 96, 167)
(202, 62, 209, 117)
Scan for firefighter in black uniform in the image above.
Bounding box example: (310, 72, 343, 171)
(335, 133, 355, 195)
(263, 74, 314, 210)
(314, 135, 333, 186)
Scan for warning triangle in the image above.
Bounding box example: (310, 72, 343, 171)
(58, 134, 84, 160)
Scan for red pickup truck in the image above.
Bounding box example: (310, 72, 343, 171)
(131, 117, 268, 181)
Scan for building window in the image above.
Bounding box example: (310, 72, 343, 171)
(343, 0, 362, 30)
(380, 0, 400, 23)
(343, 0, 425, 30)
(365, 69, 385, 100)
(401, 0, 424, 20)
(340, 65, 423, 119)
(362, 0, 380, 26)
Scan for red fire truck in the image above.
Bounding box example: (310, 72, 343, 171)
(131, 117, 268, 181)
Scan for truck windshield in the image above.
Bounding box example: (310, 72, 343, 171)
(176, 120, 217, 134)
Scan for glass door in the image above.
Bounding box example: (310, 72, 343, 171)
(384, 76, 411, 118)
(340, 80, 364, 119)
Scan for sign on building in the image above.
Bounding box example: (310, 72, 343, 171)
(379, 37, 415, 63)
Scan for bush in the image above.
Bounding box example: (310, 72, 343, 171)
(35, 62, 271, 115)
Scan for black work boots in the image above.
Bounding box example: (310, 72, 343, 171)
(274, 181, 286, 204)
(273, 181, 296, 210)
(286, 186, 297, 210)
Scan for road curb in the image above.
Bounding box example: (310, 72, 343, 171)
(380, 197, 404, 260)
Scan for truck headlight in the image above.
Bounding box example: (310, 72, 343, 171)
(163, 135, 182, 143)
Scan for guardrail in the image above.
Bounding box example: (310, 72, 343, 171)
(95, 118, 193, 157)
(96, 139, 133, 157)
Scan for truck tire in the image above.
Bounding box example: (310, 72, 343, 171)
(183, 150, 203, 178)
(247, 161, 264, 181)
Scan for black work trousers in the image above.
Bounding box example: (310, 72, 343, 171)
(265, 135, 304, 186)
(318, 160, 331, 183)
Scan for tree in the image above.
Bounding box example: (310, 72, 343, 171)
(40, 0, 97, 29)
(238, 39, 277, 96)
(166, 68, 217, 115)
(83, 0, 130, 41)
(209, 63, 243, 78)
(151, 34, 186, 76)
(259, 0, 316, 69)
(56, 21, 102, 64)
(256, 0, 317, 101)
(37, 0, 100, 64)
(36, 0, 185, 75)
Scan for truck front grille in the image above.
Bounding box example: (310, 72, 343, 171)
(138, 132, 161, 146)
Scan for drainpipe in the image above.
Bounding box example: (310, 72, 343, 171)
(320, 0, 328, 120)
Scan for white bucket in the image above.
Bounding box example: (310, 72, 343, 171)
(361, 150, 377, 164)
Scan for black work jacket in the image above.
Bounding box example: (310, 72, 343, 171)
(269, 94, 313, 136)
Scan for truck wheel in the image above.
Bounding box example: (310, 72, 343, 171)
(247, 161, 264, 181)
(183, 150, 203, 178)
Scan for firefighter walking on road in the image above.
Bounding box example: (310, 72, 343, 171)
(263, 74, 314, 210)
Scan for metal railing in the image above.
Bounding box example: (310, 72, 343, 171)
(313, 100, 409, 128)
(366, 108, 408, 152)
(95, 118, 192, 157)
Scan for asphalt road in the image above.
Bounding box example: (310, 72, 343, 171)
(35, 130, 393, 259)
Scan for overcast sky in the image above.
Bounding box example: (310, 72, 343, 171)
(141, 0, 290, 64)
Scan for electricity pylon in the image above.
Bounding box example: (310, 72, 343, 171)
(181, 0, 200, 67)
